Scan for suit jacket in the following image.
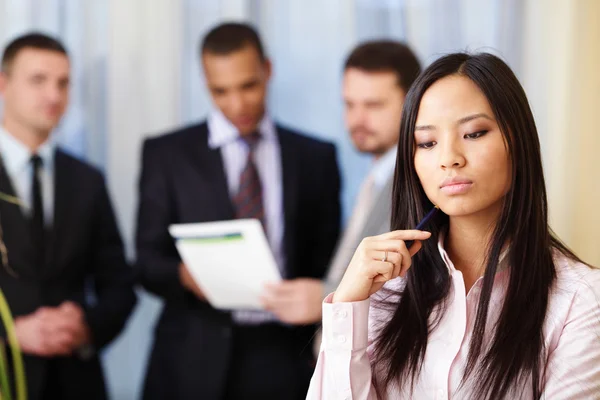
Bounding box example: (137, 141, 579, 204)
(357, 176, 393, 244)
(325, 175, 394, 293)
(0, 149, 137, 400)
(136, 121, 341, 400)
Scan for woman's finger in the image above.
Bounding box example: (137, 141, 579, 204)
(397, 240, 415, 276)
(373, 230, 431, 242)
(370, 250, 402, 277)
(392, 252, 403, 278)
(369, 260, 396, 282)
(365, 239, 410, 256)
(408, 240, 423, 257)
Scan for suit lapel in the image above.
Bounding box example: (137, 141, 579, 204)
(0, 159, 37, 278)
(360, 175, 394, 238)
(277, 127, 299, 278)
(184, 123, 235, 221)
(48, 150, 75, 276)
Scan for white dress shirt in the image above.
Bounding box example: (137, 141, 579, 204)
(208, 109, 285, 323)
(0, 126, 56, 226)
(370, 146, 398, 191)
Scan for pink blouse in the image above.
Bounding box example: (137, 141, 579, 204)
(307, 240, 600, 399)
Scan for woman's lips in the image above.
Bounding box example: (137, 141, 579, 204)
(440, 182, 473, 195)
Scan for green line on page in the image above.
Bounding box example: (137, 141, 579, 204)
(179, 233, 244, 244)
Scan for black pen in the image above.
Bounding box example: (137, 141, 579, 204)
(406, 205, 439, 249)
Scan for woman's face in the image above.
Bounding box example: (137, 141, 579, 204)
(413, 75, 512, 219)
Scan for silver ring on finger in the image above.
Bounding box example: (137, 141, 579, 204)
(382, 250, 388, 263)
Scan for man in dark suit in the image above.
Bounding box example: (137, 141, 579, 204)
(136, 22, 340, 400)
(262, 41, 422, 340)
(0, 33, 137, 400)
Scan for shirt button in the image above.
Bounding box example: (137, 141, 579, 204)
(337, 335, 347, 344)
(437, 389, 445, 399)
(335, 310, 348, 319)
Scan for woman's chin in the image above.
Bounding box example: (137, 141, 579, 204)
(436, 201, 480, 218)
(438, 199, 504, 221)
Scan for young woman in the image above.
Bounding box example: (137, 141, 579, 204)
(307, 53, 600, 399)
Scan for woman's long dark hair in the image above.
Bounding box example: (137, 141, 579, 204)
(371, 53, 581, 399)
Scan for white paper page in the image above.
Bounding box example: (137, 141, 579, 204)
(169, 219, 281, 310)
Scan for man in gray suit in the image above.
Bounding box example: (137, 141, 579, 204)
(262, 40, 421, 326)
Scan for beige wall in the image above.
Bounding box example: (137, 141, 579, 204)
(523, 0, 600, 265)
(104, 1, 183, 397)
(570, 1, 600, 265)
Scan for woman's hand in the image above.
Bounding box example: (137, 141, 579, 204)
(333, 230, 431, 303)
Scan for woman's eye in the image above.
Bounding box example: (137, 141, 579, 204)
(417, 141, 436, 149)
(464, 130, 488, 139)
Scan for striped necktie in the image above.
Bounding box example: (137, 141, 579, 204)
(231, 133, 277, 324)
(232, 133, 267, 234)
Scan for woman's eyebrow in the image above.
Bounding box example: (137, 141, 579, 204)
(415, 113, 493, 131)
(458, 113, 493, 124)
(415, 124, 435, 131)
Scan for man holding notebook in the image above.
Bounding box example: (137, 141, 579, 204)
(135, 22, 340, 400)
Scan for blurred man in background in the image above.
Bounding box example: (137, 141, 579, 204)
(136, 22, 340, 399)
(0, 33, 137, 400)
(262, 41, 422, 340)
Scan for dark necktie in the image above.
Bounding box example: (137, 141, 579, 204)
(30, 155, 45, 268)
(232, 133, 267, 233)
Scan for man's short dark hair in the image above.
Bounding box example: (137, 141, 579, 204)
(200, 22, 266, 61)
(344, 40, 421, 94)
(1, 32, 68, 73)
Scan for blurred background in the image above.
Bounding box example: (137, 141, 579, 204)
(0, 0, 598, 398)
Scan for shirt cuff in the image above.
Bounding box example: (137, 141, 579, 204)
(321, 293, 370, 351)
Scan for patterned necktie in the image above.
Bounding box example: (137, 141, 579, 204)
(232, 133, 267, 234)
(30, 154, 45, 269)
(231, 133, 275, 324)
